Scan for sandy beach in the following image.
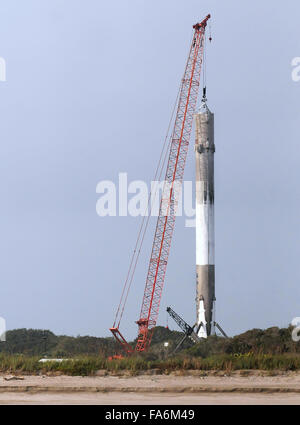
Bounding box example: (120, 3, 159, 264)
(1, 371, 300, 404)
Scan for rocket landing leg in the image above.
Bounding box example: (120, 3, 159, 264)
(196, 298, 215, 338)
(196, 299, 207, 338)
(196, 299, 227, 338)
(210, 300, 216, 335)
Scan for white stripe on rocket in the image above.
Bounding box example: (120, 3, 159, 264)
(196, 202, 215, 266)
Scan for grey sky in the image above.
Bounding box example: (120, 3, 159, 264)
(0, 0, 299, 338)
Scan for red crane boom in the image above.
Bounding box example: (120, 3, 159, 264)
(110, 14, 210, 354)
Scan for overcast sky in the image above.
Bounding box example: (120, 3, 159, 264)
(0, 0, 299, 338)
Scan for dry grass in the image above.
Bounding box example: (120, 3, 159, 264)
(1, 353, 300, 376)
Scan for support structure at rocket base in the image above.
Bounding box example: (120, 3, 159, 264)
(195, 97, 215, 338)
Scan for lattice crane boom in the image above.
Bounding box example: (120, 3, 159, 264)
(166, 307, 200, 344)
(110, 14, 211, 354)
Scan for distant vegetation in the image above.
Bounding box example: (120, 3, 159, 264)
(185, 327, 300, 357)
(0, 328, 118, 357)
(0, 326, 299, 358)
(0, 327, 186, 358)
(0, 326, 299, 375)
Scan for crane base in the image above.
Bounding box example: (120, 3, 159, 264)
(109, 327, 134, 355)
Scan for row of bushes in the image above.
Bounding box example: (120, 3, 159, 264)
(1, 353, 300, 376)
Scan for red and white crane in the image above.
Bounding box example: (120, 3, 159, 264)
(110, 14, 211, 354)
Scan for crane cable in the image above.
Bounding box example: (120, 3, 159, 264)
(113, 84, 181, 329)
(113, 29, 195, 329)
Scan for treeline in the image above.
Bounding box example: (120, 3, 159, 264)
(0, 326, 299, 358)
(186, 327, 300, 357)
(0, 327, 184, 357)
(0, 329, 119, 357)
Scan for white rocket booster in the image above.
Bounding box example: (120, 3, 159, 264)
(195, 96, 215, 338)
